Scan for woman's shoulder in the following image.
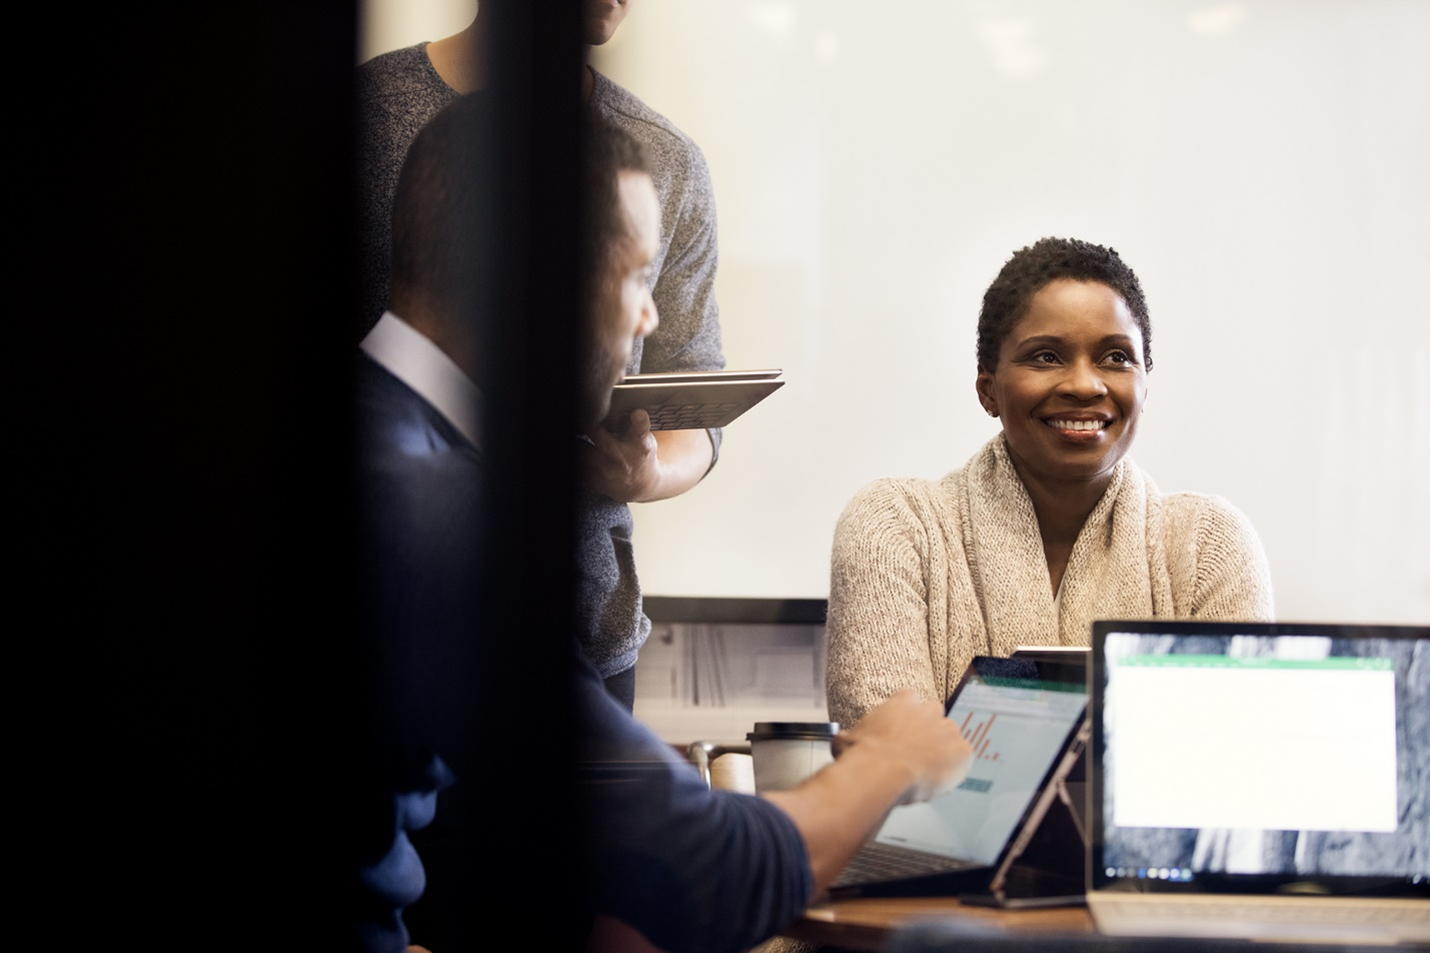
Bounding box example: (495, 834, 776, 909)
(839, 471, 962, 524)
(832, 472, 970, 570)
(1156, 489, 1262, 551)
(1154, 488, 1274, 619)
(835, 442, 993, 536)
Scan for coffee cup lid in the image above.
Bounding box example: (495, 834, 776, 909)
(746, 721, 839, 742)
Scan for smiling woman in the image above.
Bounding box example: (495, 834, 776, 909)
(977, 279, 1148, 541)
(825, 238, 1275, 727)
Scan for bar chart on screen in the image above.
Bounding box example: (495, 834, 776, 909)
(958, 711, 1002, 763)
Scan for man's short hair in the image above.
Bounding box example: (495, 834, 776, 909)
(976, 237, 1152, 372)
(388, 95, 491, 318)
(390, 99, 652, 326)
(581, 116, 652, 294)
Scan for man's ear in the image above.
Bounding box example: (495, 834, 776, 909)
(975, 369, 999, 418)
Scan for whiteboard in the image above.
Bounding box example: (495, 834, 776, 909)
(359, 1, 1430, 623)
(590, 0, 1430, 624)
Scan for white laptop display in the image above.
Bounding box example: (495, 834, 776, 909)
(1088, 620, 1430, 945)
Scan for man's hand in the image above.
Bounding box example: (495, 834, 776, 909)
(582, 412, 714, 503)
(762, 690, 973, 891)
(584, 410, 661, 502)
(834, 690, 973, 804)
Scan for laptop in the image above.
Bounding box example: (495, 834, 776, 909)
(1088, 620, 1430, 945)
(829, 655, 1089, 903)
(602, 368, 784, 433)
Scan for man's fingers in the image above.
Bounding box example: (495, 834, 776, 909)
(587, 421, 621, 452)
(930, 749, 973, 799)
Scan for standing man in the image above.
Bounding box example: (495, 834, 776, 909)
(358, 3, 724, 706)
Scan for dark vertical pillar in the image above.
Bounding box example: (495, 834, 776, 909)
(471, 0, 588, 945)
(30, 2, 590, 946)
(30, 4, 362, 948)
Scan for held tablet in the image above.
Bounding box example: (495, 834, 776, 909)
(602, 369, 784, 433)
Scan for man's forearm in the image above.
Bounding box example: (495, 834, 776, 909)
(761, 744, 918, 893)
(635, 428, 714, 502)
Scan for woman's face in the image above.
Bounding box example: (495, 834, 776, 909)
(975, 279, 1148, 489)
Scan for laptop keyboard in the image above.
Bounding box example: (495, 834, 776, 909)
(833, 840, 978, 888)
(645, 402, 742, 430)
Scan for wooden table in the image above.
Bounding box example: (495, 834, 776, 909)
(779, 896, 1093, 952)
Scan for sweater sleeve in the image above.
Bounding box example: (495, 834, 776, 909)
(637, 135, 726, 466)
(1167, 493, 1275, 622)
(826, 480, 945, 729)
(639, 138, 723, 377)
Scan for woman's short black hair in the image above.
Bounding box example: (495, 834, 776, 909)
(976, 238, 1152, 371)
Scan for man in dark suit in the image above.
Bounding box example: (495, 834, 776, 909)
(353, 94, 972, 953)
(351, 90, 490, 952)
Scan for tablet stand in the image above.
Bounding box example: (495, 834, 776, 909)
(961, 720, 1090, 909)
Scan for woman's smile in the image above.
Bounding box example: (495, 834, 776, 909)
(1045, 416, 1110, 436)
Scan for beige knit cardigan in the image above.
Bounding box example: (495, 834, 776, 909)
(825, 435, 1274, 728)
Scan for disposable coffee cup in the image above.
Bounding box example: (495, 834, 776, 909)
(746, 722, 838, 793)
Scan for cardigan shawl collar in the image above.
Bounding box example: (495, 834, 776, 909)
(952, 435, 1176, 663)
(826, 433, 1272, 727)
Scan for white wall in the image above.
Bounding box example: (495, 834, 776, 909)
(359, 1, 1430, 624)
(358, 0, 473, 64)
(592, 1, 1430, 624)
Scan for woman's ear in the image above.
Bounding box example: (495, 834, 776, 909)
(975, 369, 999, 418)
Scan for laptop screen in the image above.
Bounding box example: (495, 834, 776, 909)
(873, 656, 1087, 865)
(1091, 622, 1429, 893)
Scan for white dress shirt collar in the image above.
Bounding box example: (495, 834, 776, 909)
(360, 311, 482, 450)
